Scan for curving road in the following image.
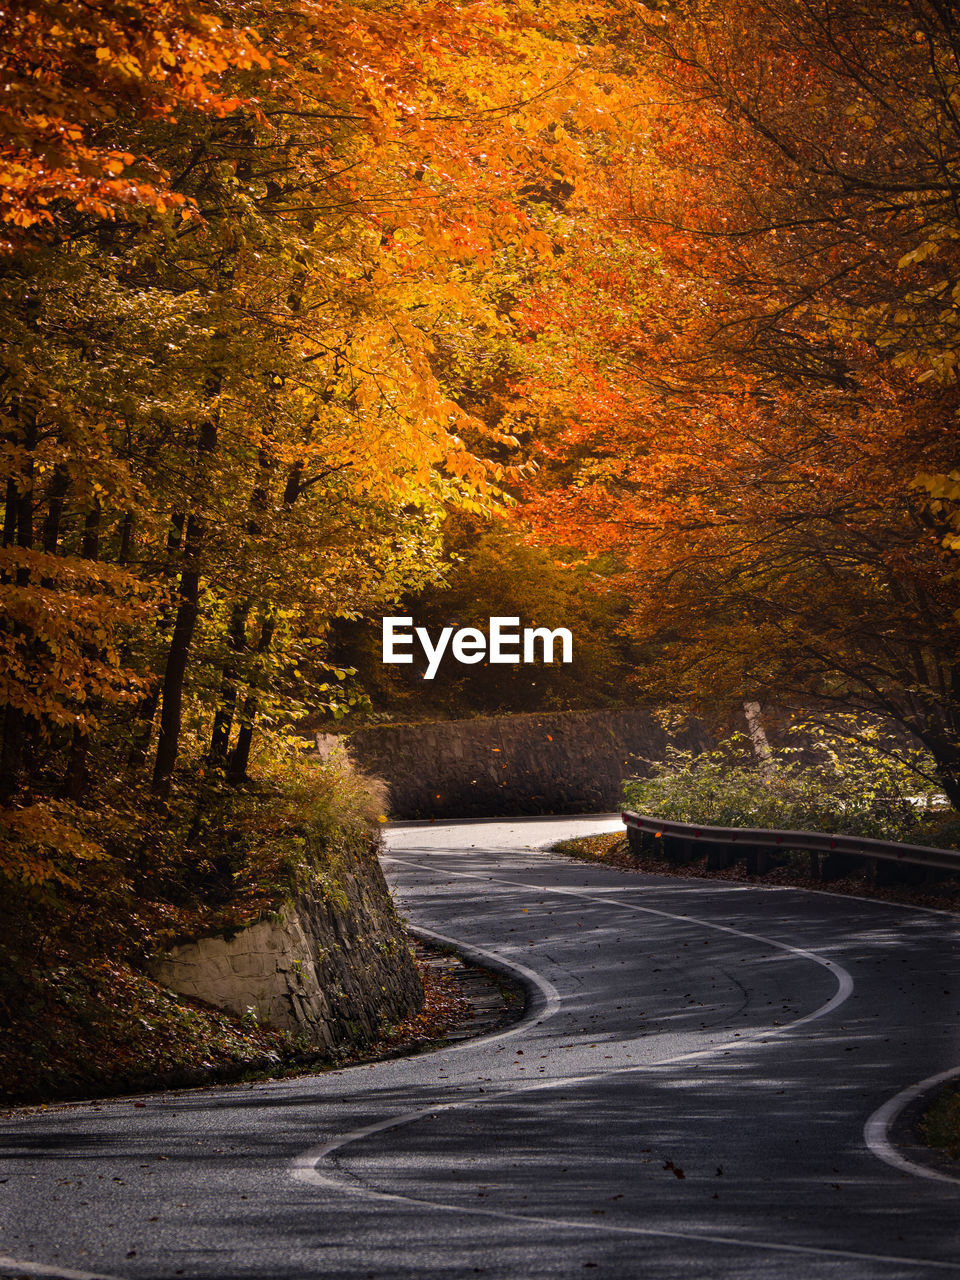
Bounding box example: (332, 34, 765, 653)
(2, 815, 960, 1279)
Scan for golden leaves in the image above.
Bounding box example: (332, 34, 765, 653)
(0, 1, 267, 243)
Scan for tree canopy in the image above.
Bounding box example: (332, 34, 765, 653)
(3, 0, 960, 917)
(516, 0, 960, 802)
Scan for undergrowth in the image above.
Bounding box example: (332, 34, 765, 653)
(922, 1088, 960, 1162)
(0, 745, 400, 1106)
(622, 718, 953, 844)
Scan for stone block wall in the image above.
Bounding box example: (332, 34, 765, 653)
(342, 707, 710, 819)
(149, 842, 422, 1046)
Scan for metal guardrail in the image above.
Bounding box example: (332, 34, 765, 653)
(621, 810, 960, 877)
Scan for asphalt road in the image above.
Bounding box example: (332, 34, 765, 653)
(2, 814, 960, 1280)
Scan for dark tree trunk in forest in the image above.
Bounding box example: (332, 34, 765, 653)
(128, 512, 184, 770)
(208, 447, 272, 767)
(1, 414, 37, 801)
(222, 452, 306, 783)
(2, 477, 16, 559)
(151, 512, 203, 797)
(151, 415, 217, 796)
(118, 512, 134, 565)
(924, 733, 960, 812)
(208, 598, 250, 768)
(227, 613, 276, 784)
(41, 465, 68, 558)
(80, 500, 100, 561)
(63, 502, 102, 801)
(127, 686, 160, 771)
(14, 417, 34, 586)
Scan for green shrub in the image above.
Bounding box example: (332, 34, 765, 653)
(203, 743, 388, 915)
(622, 719, 945, 841)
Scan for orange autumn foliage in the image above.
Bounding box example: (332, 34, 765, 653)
(516, 0, 960, 801)
(0, 1, 631, 885)
(0, 1, 269, 244)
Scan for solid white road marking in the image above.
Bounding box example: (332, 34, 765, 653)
(393, 854, 960, 1186)
(407, 923, 562, 1042)
(288, 1181, 960, 1271)
(865, 1065, 960, 1187)
(386, 855, 855, 1030)
(0, 1257, 124, 1280)
(292, 852, 868, 1267)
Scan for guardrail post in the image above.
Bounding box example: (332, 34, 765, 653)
(743, 844, 771, 875)
(705, 843, 733, 870)
(822, 852, 862, 881)
(662, 833, 682, 865)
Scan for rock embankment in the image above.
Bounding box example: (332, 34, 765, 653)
(150, 841, 422, 1049)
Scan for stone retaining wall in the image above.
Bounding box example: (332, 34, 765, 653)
(342, 707, 710, 819)
(149, 842, 422, 1046)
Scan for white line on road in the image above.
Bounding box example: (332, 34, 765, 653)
(292, 854, 869, 1267)
(407, 923, 562, 1044)
(291, 1184, 960, 1272)
(386, 855, 855, 1032)
(0, 1256, 124, 1280)
(865, 1066, 960, 1187)
(393, 854, 960, 1186)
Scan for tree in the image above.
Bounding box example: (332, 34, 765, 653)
(0, 0, 633, 891)
(516, 0, 960, 801)
(0, 0, 265, 245)
(326, 513, 636, 719)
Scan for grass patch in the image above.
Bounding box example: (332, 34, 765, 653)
(921, 1088, 960, 1162)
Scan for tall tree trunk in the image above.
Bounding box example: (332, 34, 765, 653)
(208, 597, 250, 769)
(927, 736, 960, 810)
(80, 499, 100, 561)
(1, 477, 16, 558)
(743, 700, 775, 779)
(128, 512, 183, 770)
(217, 263, 310, 782)
(118, 511, 134, 565)
(64, 502, 101, 800)
(226, 613, 276, 784)
(151, 511, 203, 797)
(207, 448, 272, 767)
(14, 419, 34, 587)
(223, 448, 308, 784)
(1, 415, 37, 801)
(41, 465, 69, 557)
(151, 413, 218, 796)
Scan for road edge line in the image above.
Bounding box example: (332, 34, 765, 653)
(0, 1256, 123, 1280)
(864, 1066, 960, 1186)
